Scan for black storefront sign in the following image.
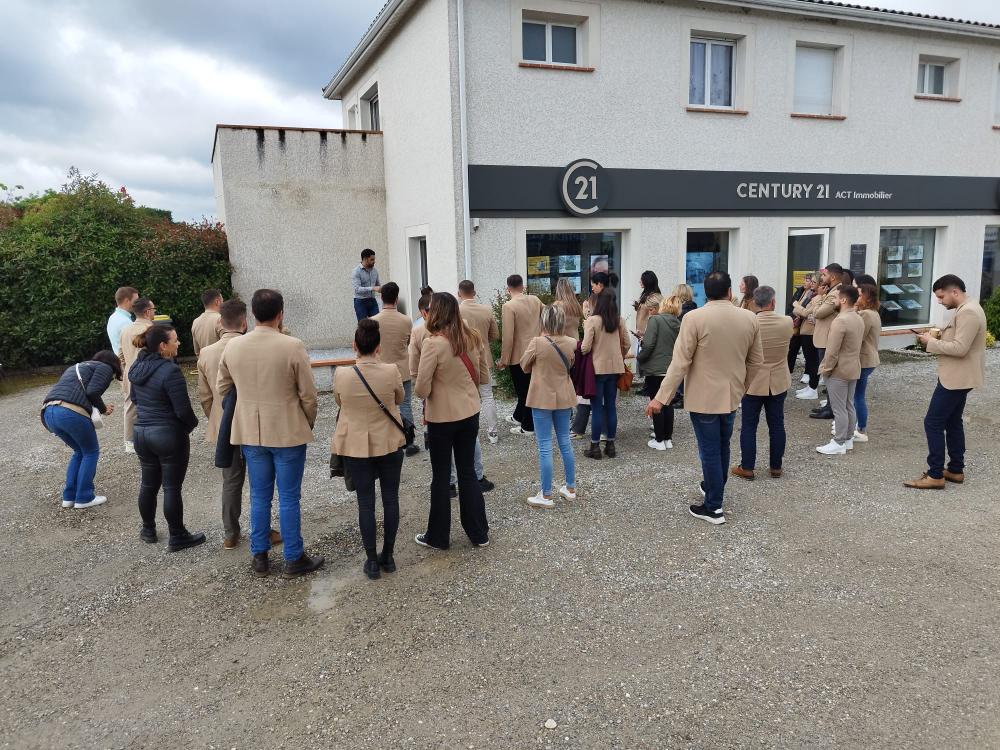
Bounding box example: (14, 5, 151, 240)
(468, 163, 1000, 217)
(850, 244, 867, 275)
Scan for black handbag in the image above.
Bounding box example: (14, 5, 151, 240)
(353, 366, 415, 447)
(329, 410, 355, 492)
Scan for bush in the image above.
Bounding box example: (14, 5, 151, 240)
(0, 170, 231, 368)
(985, 287, 1000, 340)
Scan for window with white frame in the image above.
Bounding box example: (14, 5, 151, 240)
(368, 94, 380, 131)
(916, 55, 958, 97)
(522, 18, 579, 65)
(360, 82, 380, 130)
(794, 44, 837, 115)
(689, 38, 735, 108)
(995, 63, 1000, 122)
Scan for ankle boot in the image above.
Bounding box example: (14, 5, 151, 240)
(604, 440, 617, 458)
(378, 548, 397, 572)
(585, 442, 602, 460)
(167, 529, 207, 553)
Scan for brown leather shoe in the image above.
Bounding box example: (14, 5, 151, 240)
(770, 468, 783, 478)
(269, 529, 283, 545)
(943, 470, 965, 484)
(730, 466, 754, 480)
(223, 535, 240, 550)
(903, 473, 945, 490)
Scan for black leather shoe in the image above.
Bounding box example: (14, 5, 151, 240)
(479, 476, 495, 492)
(364, 559, 381, 580)
(140, 526, 157, 544)
(404, 444, 421, 457)
(449, 484, 458, 498)
(604, 440, 617, 458)
(809, 408, 833, 420)
(378, 551, 397, 572)
(251, 552, 269, 577)
(282, 553, 325, 579)
(585, 443, 602, 460)
(167, 531, 206, 552)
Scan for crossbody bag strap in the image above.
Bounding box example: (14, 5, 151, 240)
(353, 366, 408, 436)
(543, 336, 572, 375)
(459, 352, 478, 384)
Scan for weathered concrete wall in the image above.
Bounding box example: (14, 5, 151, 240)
(212, 126, 387, 347)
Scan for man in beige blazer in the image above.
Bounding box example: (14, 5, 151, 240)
(646, 272, 764, 525)
(458, 279, 500, 443)
(498, 274, 543, 435)
(816, 286, 864, 455)
(119, 298, 156, 454)
(191, 289, 223, 356)
(906, 274, 988, 489)
(371, 282, 419, 456)
(809, 263, 845, 420)
(216, 289, 323, 578)
(731, 286, 793, 480)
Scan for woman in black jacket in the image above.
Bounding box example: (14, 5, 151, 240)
(41, 351, 122, 509)
(128, 324, 204, 551)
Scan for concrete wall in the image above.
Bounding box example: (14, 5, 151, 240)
(212, 126, 386, 347)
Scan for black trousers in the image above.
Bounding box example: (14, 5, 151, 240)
(344, 450, 404, 557)
(509, 365, 534, 431)
(644, 375, 675, 441)
(787, 333, 803, 373)
(425, 414, 489, 548)
(800, 335, 820, 389)
(134, 425, 190, 536)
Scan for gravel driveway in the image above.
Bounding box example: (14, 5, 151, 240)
(2, 351, 998, 749)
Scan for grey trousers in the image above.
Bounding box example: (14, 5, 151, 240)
(826, 377, 858, 444)
(400, 379, 414, 427)
(222, 447, 246, 540)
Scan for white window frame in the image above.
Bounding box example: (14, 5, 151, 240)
(689, 37, 736, 109)
(912, 46, 966, 100)
(993, 58, 1000, 125)
(368, 94, 380, 131)
(787, 30, 852, 119)
(521, 19, 580, 65)
(511, 0, 600, 69)
(917, 61, 946, 96)
(359, 80, 379, 130)
(681, 17, 755, 113)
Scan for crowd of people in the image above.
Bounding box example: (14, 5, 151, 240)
(38, 247, 989, 578)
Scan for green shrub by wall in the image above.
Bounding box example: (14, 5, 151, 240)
(0, 171, 231, 369)
(985, 287, 1000, 341)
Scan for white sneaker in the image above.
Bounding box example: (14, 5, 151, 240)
(816, 440, 846, 455)
(647, 438, 667, 451)
(795, 387, 818, 400)
(124, 441, 136, 454)
(558, 485, 577, 501)
(61, 500, 74, 509)
(845, 439, 855, 451)
(853, 431, 869, 443)
(488, 431, 499, 445)
(526, 492, 555, 509)
(510, 426, 533, 435)
(74, 496, 107, 509)
(800, 374, 810, 384)
(665, 439, 673, 449)
(505, 415, 519, 425)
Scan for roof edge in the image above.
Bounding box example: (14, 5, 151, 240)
(210, 124, 383, 163)
(322, 0, 411, 100)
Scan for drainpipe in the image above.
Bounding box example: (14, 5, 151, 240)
(457, 0, 473, 279)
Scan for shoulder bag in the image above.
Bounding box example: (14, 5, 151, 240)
(74, 363, 104, 428)
(353, 365, 415, 447)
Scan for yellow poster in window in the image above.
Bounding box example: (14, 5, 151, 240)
(792, 270, 810, 289)
(527, 256, 550, 276)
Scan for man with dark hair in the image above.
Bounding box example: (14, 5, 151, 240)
(352, 248, 382, 320)
(119, 298, 157, 454)
(809, 263, 845, 420)
(732, 286, 793, 480)
(816, 286, 864, 455)
(905, 274, 988, 489)
(499, 274, 543, 435)
(457, 279, 500, 443)
(647, 271, 763, 525)
(191, 289, 223, 356)
(372, 282, 419, 456)
(217, 289, 324, 577)
(108, 286, 139, 356)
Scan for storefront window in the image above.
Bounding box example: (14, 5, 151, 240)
(525, 232, 621, 301)
(686, 231, 730, 307)
(982, 226, 998, 302)
(878, 227, 935, 327)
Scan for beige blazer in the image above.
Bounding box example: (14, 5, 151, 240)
(813, 283, 843, 347)
(581, 316, 630, 375)
(819, 310, 864, 381)
(792, 292, 819, 335)
(635, 293, 663, 337)
(191, 311, 222, 356)
(460, 300, 499, 349)
(746, 311, 793, 397)
(414, 335, 490, 423)
(216, 326, 318, 447)
(520, 335, 577, 410)
(196, 330, 241, 443)
(371, 308, 412, 382)
(500, 294, 543, 365)
(120, 318, 153, 372)
(408, 323, 429, 382)
(332, 357, 406, 458)
(859, 309, 881, 368)
(654, 301, 764, 414)
(925, 301, 987, 390)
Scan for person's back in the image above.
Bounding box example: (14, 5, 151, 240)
(747, 311, 793, 396)
(501, 293, 543, 365)
(107, 286, 137, 356)
(415, 334, 490, 423)
(582, 313, 629, 375)
(191, 305, 222, 356)
(197, 330, 241, 443)
(637, 312, 681, 377)
(824, 311, 864, 381)
(372, 307, 412, 382)
(334, 360, 405, 458)
(130, 350, 198, 432)
(459, 299, 498, 350)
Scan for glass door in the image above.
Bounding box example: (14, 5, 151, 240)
(786, 229, 829, 314)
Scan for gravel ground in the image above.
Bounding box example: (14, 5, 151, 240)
(2, 352, 999, 749)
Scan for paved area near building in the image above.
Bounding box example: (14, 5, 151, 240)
(2, 351, 998, 749)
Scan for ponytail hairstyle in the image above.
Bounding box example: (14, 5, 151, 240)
(592, 290, 619, 334)
(91, 350, 123, 381)
(354, 318, 380, 355)
(426, 292, 481, 356)
(134, 323, 175, 355)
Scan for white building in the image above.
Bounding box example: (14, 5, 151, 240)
(213, 0, 1000, 347)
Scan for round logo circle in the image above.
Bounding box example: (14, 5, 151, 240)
(561, 159, 608, 216)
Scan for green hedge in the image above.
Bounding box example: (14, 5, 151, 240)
(985, 287, 1000, 341)
(0, 171, 231, 368)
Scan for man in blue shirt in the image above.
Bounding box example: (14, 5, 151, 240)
(107, 286, 138, 356)
(351, 248, 381, 320)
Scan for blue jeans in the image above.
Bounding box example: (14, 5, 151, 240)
(44, 405, 99, 503)
(854, 367, 874, 430)
(739, 393, 786, 471)
(924, 381, 970, 479)
(590, 374, 619, 441)
(242, 444, 307, 561)
(690, 411, 737, 512)
(401, 379, 414, 428)
(353, 297, 378, 321)
(532, 408, 576, 495)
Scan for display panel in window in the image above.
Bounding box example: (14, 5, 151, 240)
(689, 39, 734, 108)
(522, 20, 578, 65)
(686, 231, 730, 307)
(878, 228, 936, 327)
(525, 232, 620, 303)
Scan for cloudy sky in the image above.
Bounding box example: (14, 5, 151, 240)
(1, 0, 998, 222)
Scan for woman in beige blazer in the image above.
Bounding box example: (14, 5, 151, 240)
(853, 283, 882, 443)
(554, 278, 583, 339)
(519, 304, 578, 509)
(792, 278, 824, 399)
(581, 291, 630, 460)
(413, 293, 491, 550)
(333, 319, 406, 580)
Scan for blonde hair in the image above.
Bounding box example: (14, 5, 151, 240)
(554, 278, 583, 319)
(540, 304, 565, 336)
(659, 295, 682, 316)
(672, 284, 693, 304)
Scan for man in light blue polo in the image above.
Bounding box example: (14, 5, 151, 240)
(351, 248, 381, 320)
(107, 286, 138, 356)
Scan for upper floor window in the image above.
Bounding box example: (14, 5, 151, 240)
(794, 44, 836, 115)
(369, 94, 380, 131)
(360, 82, 380, 130)
(689, 38, 734, 108)
(995, 64, 1000, 123)
(522, 19, 578, 65)
(915, 54, 961, 99)
(917, 61, 946, 96)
